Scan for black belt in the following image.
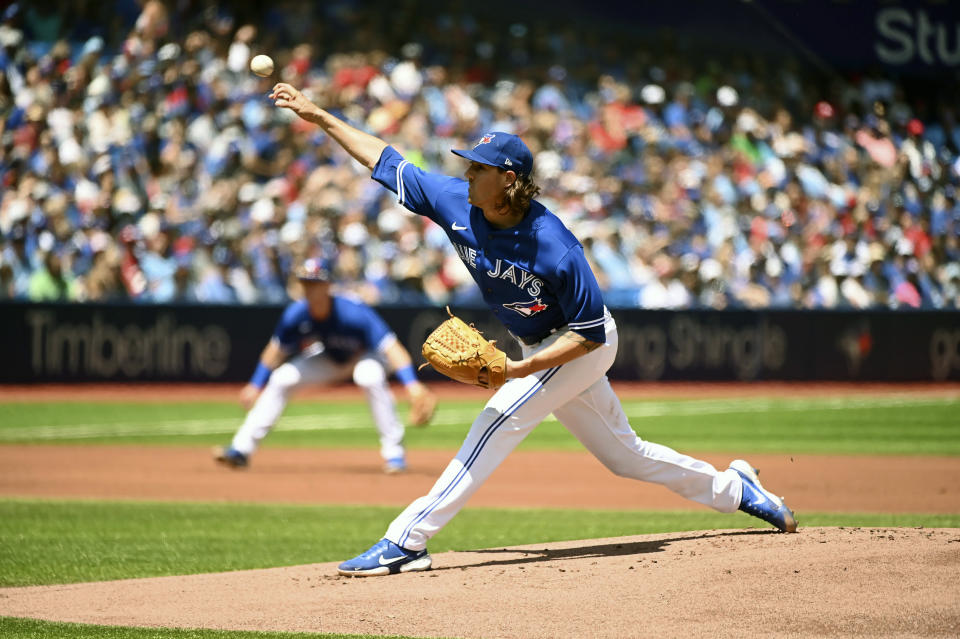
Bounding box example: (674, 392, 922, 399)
(517, 326, 564, 346)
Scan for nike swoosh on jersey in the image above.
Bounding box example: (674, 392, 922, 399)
(451, 222, 468, 231)
(378, 554, 408, 565)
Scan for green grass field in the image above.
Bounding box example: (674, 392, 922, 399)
(1, 394, 957, 454)
(1, 392, 958, 639)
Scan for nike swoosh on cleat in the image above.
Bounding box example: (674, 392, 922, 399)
(378, 554, 407, 566)
(451, 222, 468, 231)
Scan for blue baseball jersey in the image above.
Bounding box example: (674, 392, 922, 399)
(372, 146, 607, 343)
(272, 296, 395, 363)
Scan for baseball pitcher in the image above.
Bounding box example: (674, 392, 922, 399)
(268, 82, 796, 577)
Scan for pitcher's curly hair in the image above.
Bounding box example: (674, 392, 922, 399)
(496, 172, 541, 216)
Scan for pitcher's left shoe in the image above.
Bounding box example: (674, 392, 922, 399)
(338, 539, 432, 577)
(730, 459, 797, 533)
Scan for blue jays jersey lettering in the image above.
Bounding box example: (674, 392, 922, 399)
(272, 296, 394, 363)
(372, 146, 607, 344)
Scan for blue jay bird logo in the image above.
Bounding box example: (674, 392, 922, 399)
(475, 133, 495, 147)
(503, 299, 549, 317)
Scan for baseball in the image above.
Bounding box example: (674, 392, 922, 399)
(250, 54, 274, 77)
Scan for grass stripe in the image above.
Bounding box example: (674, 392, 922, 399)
(1, 396, 954, 442)
(0, 409, 482, 441)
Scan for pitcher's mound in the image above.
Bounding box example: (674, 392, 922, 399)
(2, 527, 958, 638)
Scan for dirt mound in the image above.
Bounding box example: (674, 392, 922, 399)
(2, 527, 958, 638)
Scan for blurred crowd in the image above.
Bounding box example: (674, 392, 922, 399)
(2, 0, 959, 309)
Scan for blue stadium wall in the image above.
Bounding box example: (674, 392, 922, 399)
(2, 302, 958, 383)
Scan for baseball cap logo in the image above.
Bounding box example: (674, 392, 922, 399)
(475, 134, 495, 148)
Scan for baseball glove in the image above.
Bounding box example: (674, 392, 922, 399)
(420, 307, 507, 389)
(407, 384, 437, 427)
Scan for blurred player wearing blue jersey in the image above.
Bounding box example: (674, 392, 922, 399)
(214, 258, 436, 474)
(269, 83, 796, 576)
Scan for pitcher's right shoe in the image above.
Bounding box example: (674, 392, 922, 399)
(730, 459, 797, 533)
(338, 539, 432, 577)
(213, 446, 249, 469)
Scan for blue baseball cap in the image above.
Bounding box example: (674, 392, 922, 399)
(295, 257, 332, 281)
(452, 132, 533, 177)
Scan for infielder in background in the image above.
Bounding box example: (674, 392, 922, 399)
(214, 258, 437, 474)
(269, 82, 796, 577)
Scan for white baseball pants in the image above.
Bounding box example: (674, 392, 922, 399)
(385, 313, 743, 550)
(230, 349, 405, 462)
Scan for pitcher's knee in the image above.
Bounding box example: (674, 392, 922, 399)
(597, 449, 663, 480)
(603, 457, 639, 478)
(353, 359, 386, 388)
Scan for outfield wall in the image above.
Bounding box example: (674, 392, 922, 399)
(1, 302, 958, 383)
